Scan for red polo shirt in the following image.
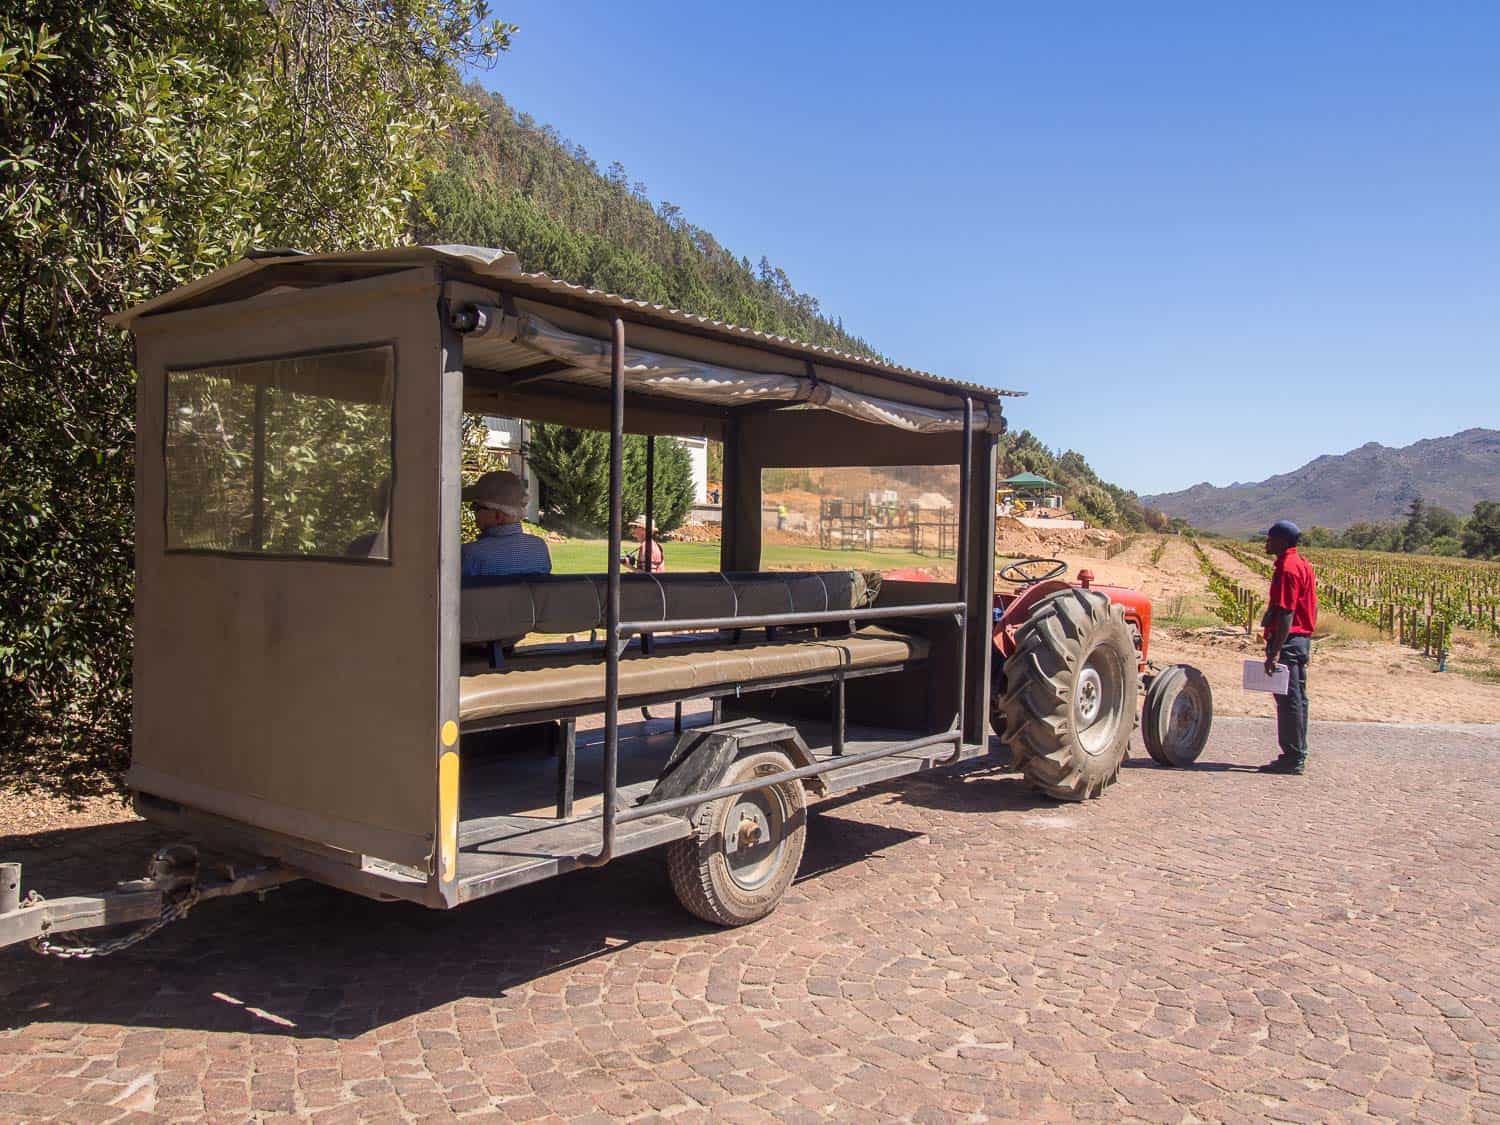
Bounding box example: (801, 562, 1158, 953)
(1268, 547, 1318, 636)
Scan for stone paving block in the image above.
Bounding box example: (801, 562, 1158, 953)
(1, 718, 1497, 1121)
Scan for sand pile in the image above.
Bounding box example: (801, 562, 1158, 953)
(995, 517, 1045, 554)
(667, 523, 722, 543)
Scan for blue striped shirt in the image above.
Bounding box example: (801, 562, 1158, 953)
(462, 523, 552, 578)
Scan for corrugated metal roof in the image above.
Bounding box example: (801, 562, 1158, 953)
(111, 244, 1024, 401)
(489, 268, 1023, 401)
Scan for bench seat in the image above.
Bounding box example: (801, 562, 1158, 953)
(459, 626, 928, 724)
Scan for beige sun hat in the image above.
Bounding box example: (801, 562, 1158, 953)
(629, 514, 656, 531)
(462, 470, 526, 509)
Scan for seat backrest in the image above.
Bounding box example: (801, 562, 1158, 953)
(460, 570, 866, 646)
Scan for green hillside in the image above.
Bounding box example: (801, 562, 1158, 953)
(418, 87, 1164, 533)
(417, 87, 875, 356)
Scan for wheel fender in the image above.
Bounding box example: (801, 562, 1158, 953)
(644, 723, 826, 810)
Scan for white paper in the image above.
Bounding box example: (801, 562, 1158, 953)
(1243, 659, 1290, 695)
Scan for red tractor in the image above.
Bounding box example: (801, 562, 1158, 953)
(987, 557, 1213, 801)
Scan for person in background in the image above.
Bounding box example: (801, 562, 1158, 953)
(623, 515, 665, 572)
(1259, 519, 1318, 775)
(461, 470, 551, 578)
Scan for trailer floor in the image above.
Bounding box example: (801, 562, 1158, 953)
(455, 710, 985, 901)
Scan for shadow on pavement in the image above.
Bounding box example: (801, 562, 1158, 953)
(1122, 757, 1264, 774)
(0, 790, 930, 1041)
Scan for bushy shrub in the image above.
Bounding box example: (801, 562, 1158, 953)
(0, 0, 512, 793)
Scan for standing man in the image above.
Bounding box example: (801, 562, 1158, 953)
(1259, 519, 1318, 775)
(461, 470, 552, 578)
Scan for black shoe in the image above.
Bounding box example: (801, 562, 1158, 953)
(1258, 758, 1305, 775)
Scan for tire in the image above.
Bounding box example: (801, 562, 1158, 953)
(999, 588, 1138, 801)
(1142, 664, 1213, 767)
(666, 750, 807, 926)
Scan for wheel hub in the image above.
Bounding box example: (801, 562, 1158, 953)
(1074, 647, 1125, 757)
(1076, 667, 1103, 723)
(724, 793, 783, 892)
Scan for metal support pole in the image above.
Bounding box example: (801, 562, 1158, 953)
(555, 719, 576, 819)
(0, 864, 18, 916)
(954, 397, 973, 749)
(674, 700, 683, 734)
(832, 676, 846, 756)
(644, 435, 655, 574)
(579, 316, 625, 867)
(642, 435, 656, 655)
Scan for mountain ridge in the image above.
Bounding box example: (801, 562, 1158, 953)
(1144, 428, 1500, 532)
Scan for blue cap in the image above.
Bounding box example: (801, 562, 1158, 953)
(1265, 519, 1301, 542)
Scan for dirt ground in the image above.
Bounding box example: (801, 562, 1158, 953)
(1006, 533, 1500, 724)
(8, 532, 1495, 843)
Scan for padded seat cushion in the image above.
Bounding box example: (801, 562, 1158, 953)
(460, 570, 867, 646)
(459, 626, 927, 723)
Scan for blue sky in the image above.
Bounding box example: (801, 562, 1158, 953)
(470, 2, 1500, 495)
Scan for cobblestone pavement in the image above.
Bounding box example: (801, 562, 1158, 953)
(2, 717, 1498, 1123)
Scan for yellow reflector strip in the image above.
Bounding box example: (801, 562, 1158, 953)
(439, 750, 459, 883)
(441, 720, 458, 747)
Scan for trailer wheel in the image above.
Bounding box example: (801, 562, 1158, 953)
(1142, 663, 1213, 766)
(666, 750, 807, 926)
(999, 589, 1137, 801)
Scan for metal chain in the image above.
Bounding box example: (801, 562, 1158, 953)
(27, 887, 200, 960)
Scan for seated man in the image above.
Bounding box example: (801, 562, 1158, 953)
(461, 470, 552, 578)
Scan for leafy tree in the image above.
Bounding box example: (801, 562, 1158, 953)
(1427, 535, 1463, 557)
(1461, 501, 1500, 560)
(623, 436, 695, 535)
(529, 423, 610, 534)
(1071, 485, 1120, 529)
(1422, 505, 1461, 542)
(530, 426, 697, 536)
(1401, 496, 1429, 553)
(0, 0, 513, 791)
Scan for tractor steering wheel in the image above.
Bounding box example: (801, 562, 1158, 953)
(998, 557, 1068, 585)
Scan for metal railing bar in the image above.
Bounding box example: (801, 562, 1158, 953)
(616, 601, 966, 636)
(614, 730, 964, 825)
(948, 396, 973, 765)
(578, 315, 626, 868)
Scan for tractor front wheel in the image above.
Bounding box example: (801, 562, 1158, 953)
(998, 589, 1137, 800)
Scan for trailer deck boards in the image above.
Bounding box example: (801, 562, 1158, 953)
(452, 712, 985, 900)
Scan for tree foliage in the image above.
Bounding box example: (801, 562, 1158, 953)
(1302, 498, 1492, 559)
(0, 0, 512, 791)
(529, 425, 695, 537)
(623, 435, 695, 535)
(998, 431, 1166, 533)
(1462, 501, 1500, 561)
(528, 423, 610, 535)
(416, 88, 878, 357)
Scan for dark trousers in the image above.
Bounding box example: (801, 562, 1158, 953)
(1274, 634, 1311, 764)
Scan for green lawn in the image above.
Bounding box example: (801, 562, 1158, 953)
(547, 538, 954, 576)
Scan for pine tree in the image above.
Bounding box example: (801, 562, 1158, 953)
(623, 436, 695, 534)
(529, 423, 610, 534)
(1401, 496, 1429, 554)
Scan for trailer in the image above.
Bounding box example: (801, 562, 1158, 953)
(2, 245, 1209, 955)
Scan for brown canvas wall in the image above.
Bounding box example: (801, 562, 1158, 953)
(129, 270, 445, 868)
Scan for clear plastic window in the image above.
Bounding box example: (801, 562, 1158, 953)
(165, 346, 394, 559)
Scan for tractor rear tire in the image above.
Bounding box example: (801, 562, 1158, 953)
(666, 751, 807, 926)
(999, 588, 1137, 801)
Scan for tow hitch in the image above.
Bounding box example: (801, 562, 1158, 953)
(0, 847, 296, 958)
